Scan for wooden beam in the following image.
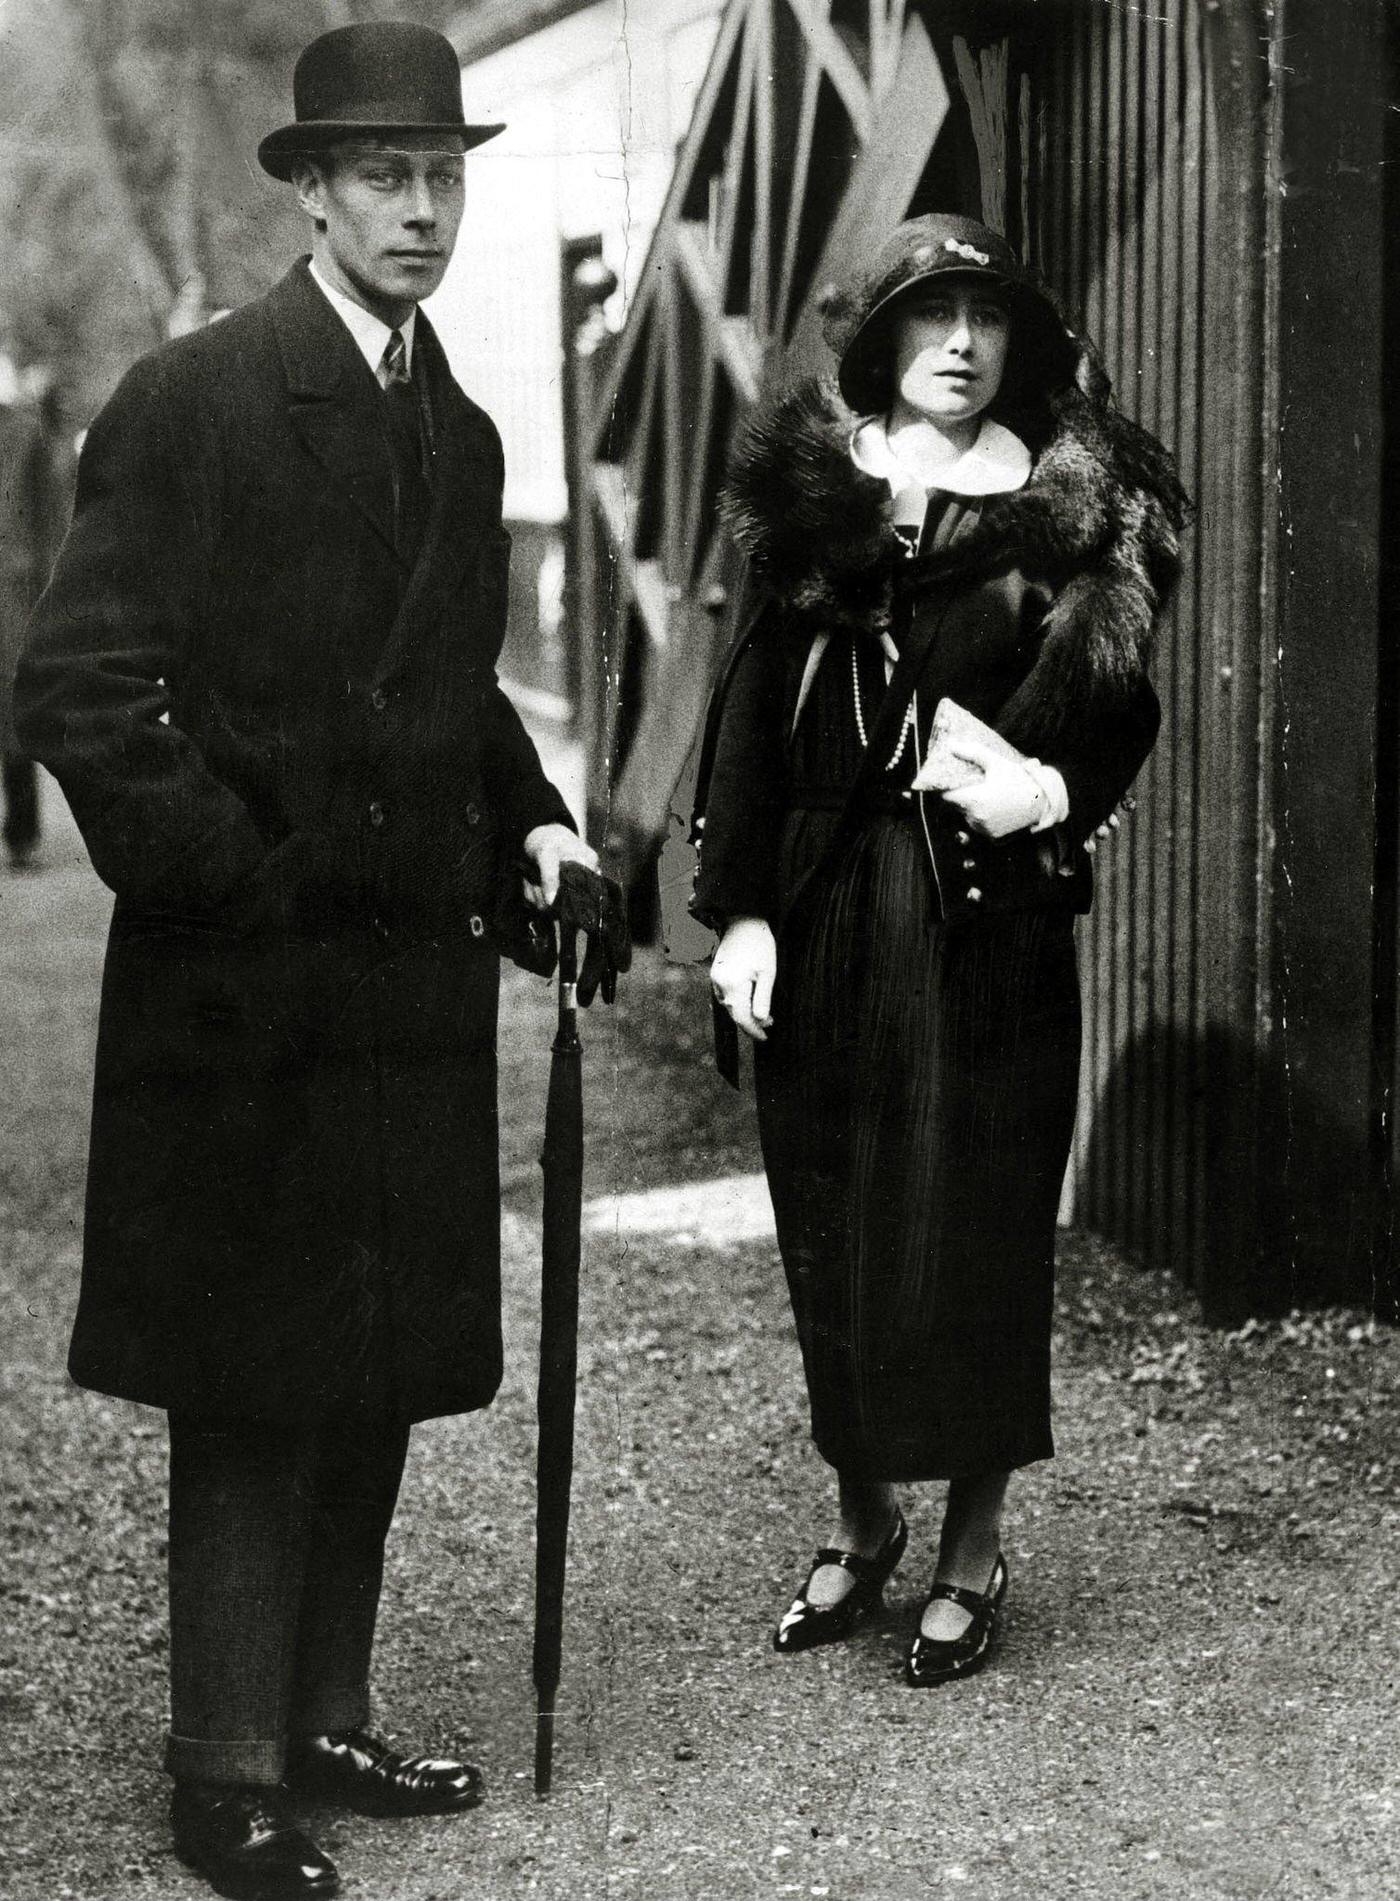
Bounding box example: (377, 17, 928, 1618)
(581, 0, 751, 449)
(785, 0, 873, 140)
(673, 223, 763, 402)
(1269, 0, 1388, 1305)
(588, 466, 670, 649)
(773, 49, 825, 341)
(780, 14, 949, 385)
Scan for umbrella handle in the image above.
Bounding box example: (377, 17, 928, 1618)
(558, 923, 579, 991)
(556, 925, 580, 1045)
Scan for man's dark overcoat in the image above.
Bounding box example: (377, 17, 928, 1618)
(14, 262, 572, 1427)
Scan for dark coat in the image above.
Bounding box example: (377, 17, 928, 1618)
(691, 377, 1185, 939)
(13, 261, 572, 1426)
(689, 379, 1185, 1476)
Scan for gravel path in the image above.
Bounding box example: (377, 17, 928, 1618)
(2, 788, 1396, 1900)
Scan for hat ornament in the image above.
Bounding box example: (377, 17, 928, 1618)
(944, 238, 991, 266)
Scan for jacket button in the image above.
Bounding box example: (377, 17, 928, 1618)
(368, 801, 385, 827)
(370, 687, 388, 712)
(465, 802, 481, 827)
(967, 886, 983, 903)
(469, 914, 486, 939)
(962, 857, 976, 870)
(955, 830, 971, 846)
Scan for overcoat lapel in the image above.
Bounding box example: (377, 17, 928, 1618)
(270, 268, 485, 680)
(271, 262, 398, 559)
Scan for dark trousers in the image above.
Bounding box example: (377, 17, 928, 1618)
(165, 1411, 410, 1787)
(2, 753, 39, 860)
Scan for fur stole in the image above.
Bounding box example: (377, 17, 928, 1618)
(720, 376, 1188, 758)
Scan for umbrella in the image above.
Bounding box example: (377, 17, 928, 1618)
(532, 921, 583, 1798)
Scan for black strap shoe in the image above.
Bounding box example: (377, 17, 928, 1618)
(773, 1508, 908, 1653)
(287, 1728, 484, 1817)
(171, 1783, 339, 1900)
(905, 1552, 1008, 1687)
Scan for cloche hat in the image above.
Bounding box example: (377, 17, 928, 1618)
(258, 23, 503, 182)
(825, 213, 1075, 414)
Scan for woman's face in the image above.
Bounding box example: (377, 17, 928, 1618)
(888, 279, 1011, 422)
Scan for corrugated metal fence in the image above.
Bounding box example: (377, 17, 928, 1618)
(1025, 1, 1268, 1296)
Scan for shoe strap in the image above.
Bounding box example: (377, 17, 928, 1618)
(810, 1546, 873, 1579)
(923, 1554, 1005, 1617)
(807, 1510, 905, 1586)
(923, 1578, 987, 1615)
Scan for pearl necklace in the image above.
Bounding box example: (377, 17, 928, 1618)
(851, 640, 917, 771)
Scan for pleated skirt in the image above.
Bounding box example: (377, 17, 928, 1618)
(754, 814, 1082, 1481)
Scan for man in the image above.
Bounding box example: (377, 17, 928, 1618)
(13, 24, 619, 1901)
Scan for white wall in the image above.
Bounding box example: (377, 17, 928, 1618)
(428, 0, 723, 522)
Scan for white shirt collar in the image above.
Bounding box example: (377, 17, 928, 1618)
(849, 416, 1031, 509)
(307, 259, 417, 378)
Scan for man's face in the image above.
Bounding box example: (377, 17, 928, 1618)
(295, 134, 466, 323)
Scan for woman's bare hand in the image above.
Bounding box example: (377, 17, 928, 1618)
(711, 916, 777, 1042)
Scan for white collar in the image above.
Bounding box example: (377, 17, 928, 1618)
(307, 260, 417, 378)
(849, 415, 1031, 503)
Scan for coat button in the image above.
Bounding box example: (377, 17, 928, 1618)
(370, 687, 388, 712)
(469, 914, 485, 939)
(967, 886, 983, 903)
(465, 802, 481, 827)
(962, 857, 976, 870)
(368, 801, 385, 827)
(955, 830, 971, 846)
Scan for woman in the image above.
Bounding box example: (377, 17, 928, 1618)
(690, 214, 1186, 1687)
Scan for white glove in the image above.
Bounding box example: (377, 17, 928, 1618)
(940, 737, 1068, 839)
(711, 916, 777, 1042)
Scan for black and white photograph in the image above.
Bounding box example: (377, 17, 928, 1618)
(1, 2, 1396, 1897)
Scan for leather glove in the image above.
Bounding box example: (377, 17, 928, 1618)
(555, 860, 631, 1006)
(711, 915, 776, 1042)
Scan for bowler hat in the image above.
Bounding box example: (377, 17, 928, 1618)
(826, 214, 1073, 414)
(258, 23, 503, 182)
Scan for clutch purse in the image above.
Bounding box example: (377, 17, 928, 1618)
(909, 697, 1029, 792)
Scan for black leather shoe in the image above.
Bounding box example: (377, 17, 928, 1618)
(773, 1509, 908, 1653)
(905, 1553, 1008, 1687)
(171, 1783, 339, 1901)
(287, 1728, 484, 1817)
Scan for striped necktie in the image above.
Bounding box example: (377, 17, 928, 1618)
(380, 327, 411, 389)
(379, 328, 429, 559)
